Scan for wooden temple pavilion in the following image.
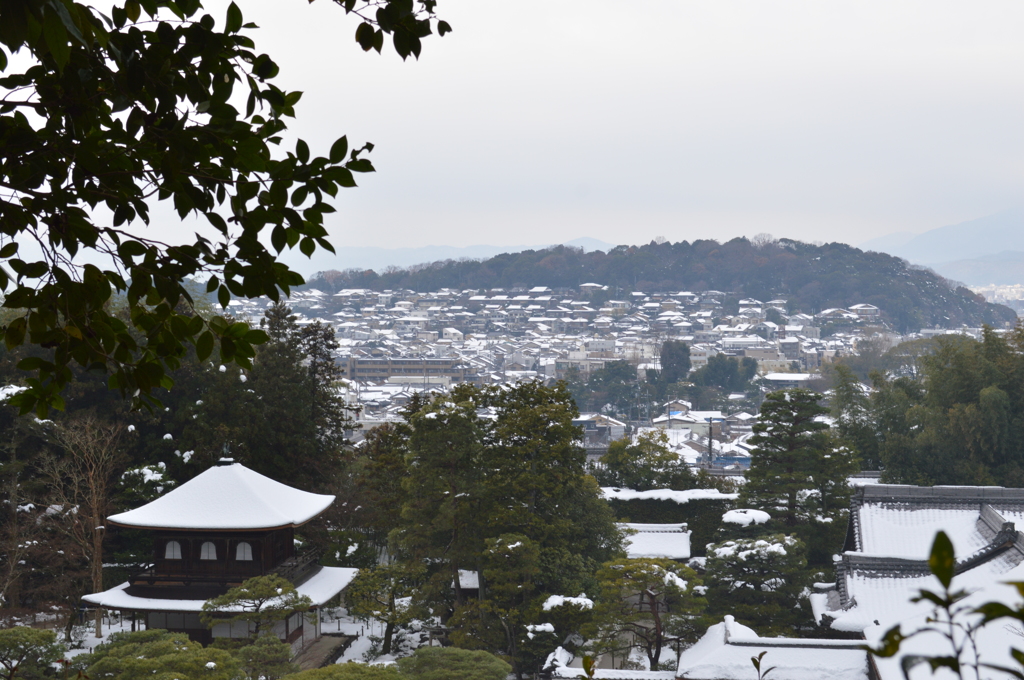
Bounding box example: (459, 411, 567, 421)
(82, 458, 357, 647)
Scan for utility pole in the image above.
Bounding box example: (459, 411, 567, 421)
(706, 416, 714, 468)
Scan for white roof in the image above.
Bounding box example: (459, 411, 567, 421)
(457, 570, 480, 590)
(619, 523, 691, 560)
(676, 616, 868, 680)
(107, 461, 335, 530)
(82, 566, 358, 611)
(857, 505, 988, 559)
(602, 487, 739, 504)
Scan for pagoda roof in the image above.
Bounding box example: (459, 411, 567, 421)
(83, 566, 358, 611)
(107, 460, 334, 531)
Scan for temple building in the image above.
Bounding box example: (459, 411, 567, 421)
(82, 458, 357, 648)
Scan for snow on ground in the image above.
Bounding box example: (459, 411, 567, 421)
(63, 612, 139, 659)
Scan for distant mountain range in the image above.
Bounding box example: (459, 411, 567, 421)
(306, 238, 1015, 333)
(295, 237, 616, 275)
(859, 209, 1024, 286)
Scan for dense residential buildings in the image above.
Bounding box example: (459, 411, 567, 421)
(227, 283, 990, 468)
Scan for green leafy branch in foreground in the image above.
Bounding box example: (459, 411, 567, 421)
(0, 0, 448, 414)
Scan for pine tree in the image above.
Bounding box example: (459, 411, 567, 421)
(829, 363, 879, 469)
(597, 429, 692, 491)
(704, 534, 811, 635)
(590, 558, 706, 668)
(351, 422, 411, 553)
(299, 321, 354, 461)
(743, 389, 834, 527)
(397, 384, 488, 609)
(660, 340, 691, 385)
(242, 303, 320, 489)
(741, 389, 855, 565)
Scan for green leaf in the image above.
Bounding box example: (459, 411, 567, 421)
(225, 2, 242, 33)
(296, 139, 309, 164)
(4, 317, 27, 349)
(243, 329, 269, 344)
(329, 135, 348, 163)
(928, 531, 955, 589)
(0, 242, 17, 258)
(16, 356, 51, 372)
(196, 331, 214, 361)
(125, 0, 141, 22)
(355, 22, 374, 51)
(437, 20, 452, 36)
(43, 9, 70, 71)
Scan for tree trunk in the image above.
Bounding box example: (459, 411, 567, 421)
(649, 590, 662, 667)
(382, 591, 395, 655)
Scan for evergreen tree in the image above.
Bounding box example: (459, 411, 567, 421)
(397, 385, 488, 609)
(660, 340, 691, 385)
(396, 381, 622, 641)
(345, 563, 424, 656)
(396, 647, 511, 680)
(597, 429, 694, 491)
(871, 328, 1024, 487)
(741, 389, 855, 565)
(704, 534, 811, 635)
(200, 575, 312, 639)
(235, 636, 298, 680)
(74, 630, 241, 680)
(692, 355, 758, 392)
(448, 534, 545, 679)
(299, 320, 354, 461)
(351, 422, 411, 553)
(589, 558, 706, 668)
(743, 390, 834, 527)
(478, 381, 622, 573)
(828, 363, 879, 469)
(0, 628, 64, 680)
(179, 303, 349, 493)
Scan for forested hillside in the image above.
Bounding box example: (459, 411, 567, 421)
(312, 238, 1014, 333)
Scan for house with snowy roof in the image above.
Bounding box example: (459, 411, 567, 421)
(811, 483, 1024, 679)
(674, 616, 870, 680)
(618, 523, 691, 561)
(82, 459, 358, 649)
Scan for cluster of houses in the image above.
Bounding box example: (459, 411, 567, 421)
(226, 285, 905, 428)
(84, 460, 1024, 680)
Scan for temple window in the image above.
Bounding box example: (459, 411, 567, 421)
(199, 541, 217, 560)
(236, 541, 253, 561)
(164, 540, 182, 560)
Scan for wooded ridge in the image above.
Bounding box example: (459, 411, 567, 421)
(310, 238, 1014, 333)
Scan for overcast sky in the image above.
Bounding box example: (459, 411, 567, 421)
(120, 1, 1024, 259)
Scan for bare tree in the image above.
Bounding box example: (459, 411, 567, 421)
(40, 417, 127, 638)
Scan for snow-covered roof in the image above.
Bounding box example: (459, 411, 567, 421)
(82, 566, 358, 611)
(107, 460, 335, 530)
(457, 570, 480, 590)
(676, 616, 868, 680)
(619, 523, 691, 560)
(601, 487, 739, 505)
